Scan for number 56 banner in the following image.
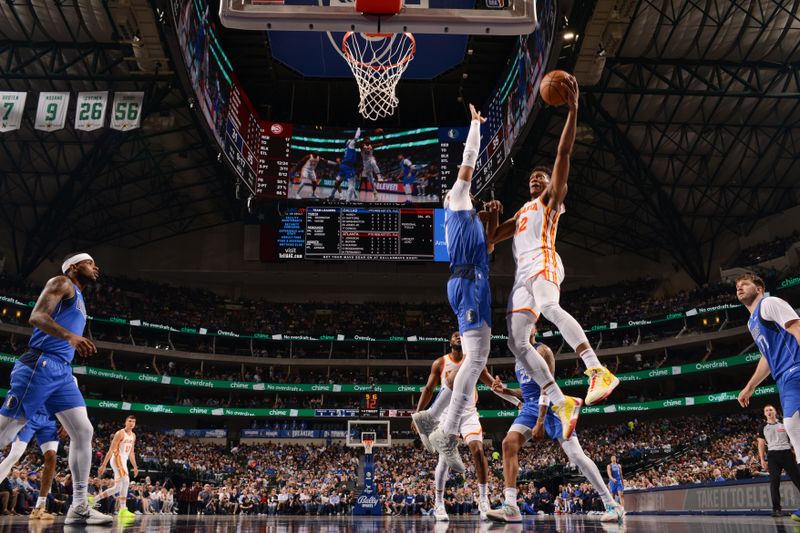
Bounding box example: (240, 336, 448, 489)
(74, 92, 109, 131)
(110, 92, 144, 131)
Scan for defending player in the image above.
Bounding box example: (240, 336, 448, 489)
(737, 273, 800, 459)
(360, 137, 382, 201)
(0, 409, 59, 521)
(294, 153, 333, 199)
(486, 332, 625, 523)
(412, 331, 518, 521)
(329, 128, 361, 201)
(490, 74, 618, 440)
(0, 253, 110, 524)
(421, 104, 500, 474)
(607, 455, 625, 507)
(94, 415, 138, 521)
(398, 154, 416, 202)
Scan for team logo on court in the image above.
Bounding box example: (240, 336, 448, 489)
(270, 124, 283, 135)
(4, 395, 16, 410)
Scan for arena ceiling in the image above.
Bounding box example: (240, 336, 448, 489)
(0, 0, 798, 284)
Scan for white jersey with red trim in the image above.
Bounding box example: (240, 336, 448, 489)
(115, 430, 135, 461)
(512, 197, 566, 283)
(441, 354, 478, 413)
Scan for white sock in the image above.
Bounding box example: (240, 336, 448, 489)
(36, 496, 46, 508)
(441, 324, 490, 435)
(428, 388, 452, 419)
(504, 487, 518, 506)
(435, 491, 444, 507)
(479, 483, 488, 501)
(580, 348, 601, 369)
(560, 436, 615, 507)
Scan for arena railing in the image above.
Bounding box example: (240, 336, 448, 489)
(0, 384, 777, 419)
(0, 350, 761, 392)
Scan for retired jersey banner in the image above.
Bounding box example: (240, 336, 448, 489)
(0, 92, 27, 132)
(74, 91, 109, 131)
(110, 92, 144, 130)
(34, 92, 70, 131)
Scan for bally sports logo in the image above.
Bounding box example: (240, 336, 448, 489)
(270, 123, 283, 135)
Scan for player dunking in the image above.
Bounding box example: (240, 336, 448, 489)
(0, 408, 60, 521)
(0, 253, 110, 524)
(490, 74, 618, 439)
(294, 153, 333, 199)
(417, 104, 500, 473)
(607, 455, 625, 507)
(486, 329, 624, 523)
(412, 331, 518, 521)
(330, 128, 361, 201)
(737, 273, 800, 459)
(94, 415, 138, 521)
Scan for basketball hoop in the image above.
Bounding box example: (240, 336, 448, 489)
(363, 438, 375, 455)
(342, 31, 416, 121)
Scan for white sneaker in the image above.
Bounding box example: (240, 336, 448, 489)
(434, 504, 449, 521)
(479, 500, 491, 520)
(600, 504, 625, 522)
(65, 503, 113, 525)
(485, 503, 522, 523)
(429, 429, 465, 473)
(411, 411, 438, 452)
(294, 193, 301, 199)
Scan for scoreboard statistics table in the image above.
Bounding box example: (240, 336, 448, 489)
(277, 207, 446, 261)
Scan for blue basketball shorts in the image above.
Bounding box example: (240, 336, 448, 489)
(16, 410, 58, 446)
(779, 371, 800, 419)
(447, 267, 492, 334)
(0, 352, 85, 421)
(511, 401, 563, 442)
(609, 479, 624, 494)
(338, 165, 357, 183)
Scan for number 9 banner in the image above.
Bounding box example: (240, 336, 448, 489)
(110, 91, 144, 131)
(34, 92, 70, 131)
(74, 91, 109, 132)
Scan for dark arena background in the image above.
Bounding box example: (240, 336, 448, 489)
(0, 0, 799, 531)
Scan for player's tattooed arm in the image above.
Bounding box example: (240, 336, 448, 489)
(29, 276, 96, 356)
(545, 74, 578, 210)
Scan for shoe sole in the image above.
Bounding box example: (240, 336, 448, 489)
(486, 514, 522, 523)
(792, 514, 800, 522)
(585, 376, 620, 406)
(411, 413, 437, 452)
(562, 398, 583, 440)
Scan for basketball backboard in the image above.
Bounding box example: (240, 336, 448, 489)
(219, 0, 537, 35)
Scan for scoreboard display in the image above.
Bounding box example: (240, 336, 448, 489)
(277, 207, 448, 261)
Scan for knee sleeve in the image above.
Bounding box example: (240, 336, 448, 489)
(507, 312, 559, 389)
(0, 416, 26, 450)
(435, 455, 449, 492)
(784, 412, 800, 463)
(560, 437, 615, 506)
(441, 324, 489, 435)
(119, 476, 130, 500)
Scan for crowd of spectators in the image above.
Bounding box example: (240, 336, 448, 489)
(727, 233, 800, 268)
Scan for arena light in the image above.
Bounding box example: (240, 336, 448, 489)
(563, 31, 576, 41)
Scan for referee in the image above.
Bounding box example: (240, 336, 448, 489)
(758, 404, 800, 517)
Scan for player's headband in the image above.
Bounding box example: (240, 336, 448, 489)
(62, 253, 94, 274)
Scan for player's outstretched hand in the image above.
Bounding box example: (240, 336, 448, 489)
(68, 333, 96, 355)
(737, 387, 753, 407)
(491, 375, 504, 393)
(532, 422, 545, 441)
(410, 419, 418, 434)
(562, 74, 579, 111)
(469, 103, 487, 124)
(484, 200, 503, 215)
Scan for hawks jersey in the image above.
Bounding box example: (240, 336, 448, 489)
(361, 144, 375, 163)
(115, 430, 136, 460)
(512, 197, 565, 282)
(441, 354, 478, 411)
(302, 154, 320, 172)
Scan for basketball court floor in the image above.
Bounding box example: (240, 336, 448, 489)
(9, 514, 800, 532)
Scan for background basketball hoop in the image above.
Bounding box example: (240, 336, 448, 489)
(342, 31, 416, 121)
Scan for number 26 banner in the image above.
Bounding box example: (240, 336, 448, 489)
(74, 92, 109, 132)
(110, 92, 144, 131)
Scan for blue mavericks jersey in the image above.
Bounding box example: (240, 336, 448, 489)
(610, 464, 622, 480)
(514, 350, 543, 404)
(29, 284, 87, 364)
(444, 208, 489, 272)
(401, 159, 413, 178)
(749, 298, 800, 387)
(342, 141, 358, 167)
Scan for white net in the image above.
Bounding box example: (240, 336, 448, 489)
(342, 32, 416, 121)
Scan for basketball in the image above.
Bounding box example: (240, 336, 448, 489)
(539, 70, 572, 107)
(374, 128, 384, 136)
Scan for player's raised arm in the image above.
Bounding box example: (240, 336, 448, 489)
(544, 74, 578, 210)
(456, 104, 486, 184)
(29, 276, 95, 356)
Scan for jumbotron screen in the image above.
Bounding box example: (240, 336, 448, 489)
(276, 206, 448, 261)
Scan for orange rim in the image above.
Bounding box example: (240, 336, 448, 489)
(342, 31, 416, 71)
